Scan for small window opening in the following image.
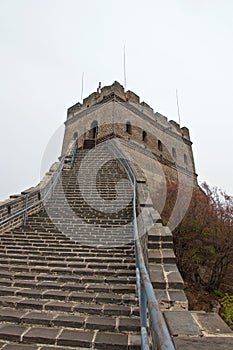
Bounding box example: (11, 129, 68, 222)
(38, 193, 41, 201)
(73, 132, 78, 140)
(184, 154, 188, 165)
(7, 206, 11, 215)
(158, 140, 163, 152)
(142, 131, 147, 142)
(126, 121, 132, 135)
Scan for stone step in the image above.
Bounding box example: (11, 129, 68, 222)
(0, 280, 136, 294)
(0, 254, 133, 264)
(0, 265, 136, 277)
(0, 249, 135, 258)
(0, 244, 134, 253)
(0, 271, 135, 285)
(0, 287, 136, 306)
(0, 296, 140, 317)
(0, 324, 141, 349)
(0, 308, 140, 333)
(0, 259, 136, 271)
(0, 289, 137, 310)
(0, 249, 134, 259)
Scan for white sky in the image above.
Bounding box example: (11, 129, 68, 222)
(0, 0, 232, 200)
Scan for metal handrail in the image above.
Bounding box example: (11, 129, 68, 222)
(108, 140, 175, 350)
(0, 139, 77, 226)
(0, 159, 64, 226)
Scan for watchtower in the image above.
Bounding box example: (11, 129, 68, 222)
(62, 81, 197, 187)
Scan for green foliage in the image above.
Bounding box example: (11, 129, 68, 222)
(217, 292, 233, 329)
(214, 289, 224, 297)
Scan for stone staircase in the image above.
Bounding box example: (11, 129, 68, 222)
(0, 144, 141, 349)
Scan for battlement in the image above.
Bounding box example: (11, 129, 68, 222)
(66, 81, 188, 140)
(67, 81, 126, 117)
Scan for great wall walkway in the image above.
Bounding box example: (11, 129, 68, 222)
(0, 141, 233, 349)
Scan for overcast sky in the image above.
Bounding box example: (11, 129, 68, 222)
(0, 0, 232, 201)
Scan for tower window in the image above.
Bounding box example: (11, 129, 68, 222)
(142, 131, 147, 142)
(158, 140, 163, 152)
(126, 121, 132, 135)
(172, 147, 177, 159)
(184, 154, 188, 165)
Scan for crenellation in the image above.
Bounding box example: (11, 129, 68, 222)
(125, 90, 140, 103)
(181, 127, 190, 140)
(101, 80, 125, 99)
(155, 112, 168, 124)
(169, 120, 181, 133)
(140, 101, 154, 114)
(67, 102, 82, 119)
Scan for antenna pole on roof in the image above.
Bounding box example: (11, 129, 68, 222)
(124, 45, 127, 90)
(176, 88, 181, 125)
(81, 72, 84, 103)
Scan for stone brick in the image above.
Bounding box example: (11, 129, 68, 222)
(0, 309, 25, 323)
(94, 331, 128, 349)
(53, 314, 84, 328)
(0, 324, 28, 342)
(86, 316, 116, 331)
(57, 329, 94, 347)
(21, 312, 55, 326)
(23, 327, 60, 344)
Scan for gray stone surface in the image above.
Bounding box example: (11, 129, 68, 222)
(173, 336, 233, 350)
(193, 312, 233, 335)
(164, 311, 202, 336)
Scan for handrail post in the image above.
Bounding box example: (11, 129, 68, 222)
(23, 194, 29, 226)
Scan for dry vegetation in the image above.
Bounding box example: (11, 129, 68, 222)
(161, 181, 233, 327)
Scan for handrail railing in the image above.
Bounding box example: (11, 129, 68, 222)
(0, 158, 65, 227)
(0, 137, 80, 228)
(107, 140, 175, 350)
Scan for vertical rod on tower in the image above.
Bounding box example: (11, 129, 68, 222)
(176, 88, 181, 125)
(81, 72, 84, 102)
(124, 45, 127, 90)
